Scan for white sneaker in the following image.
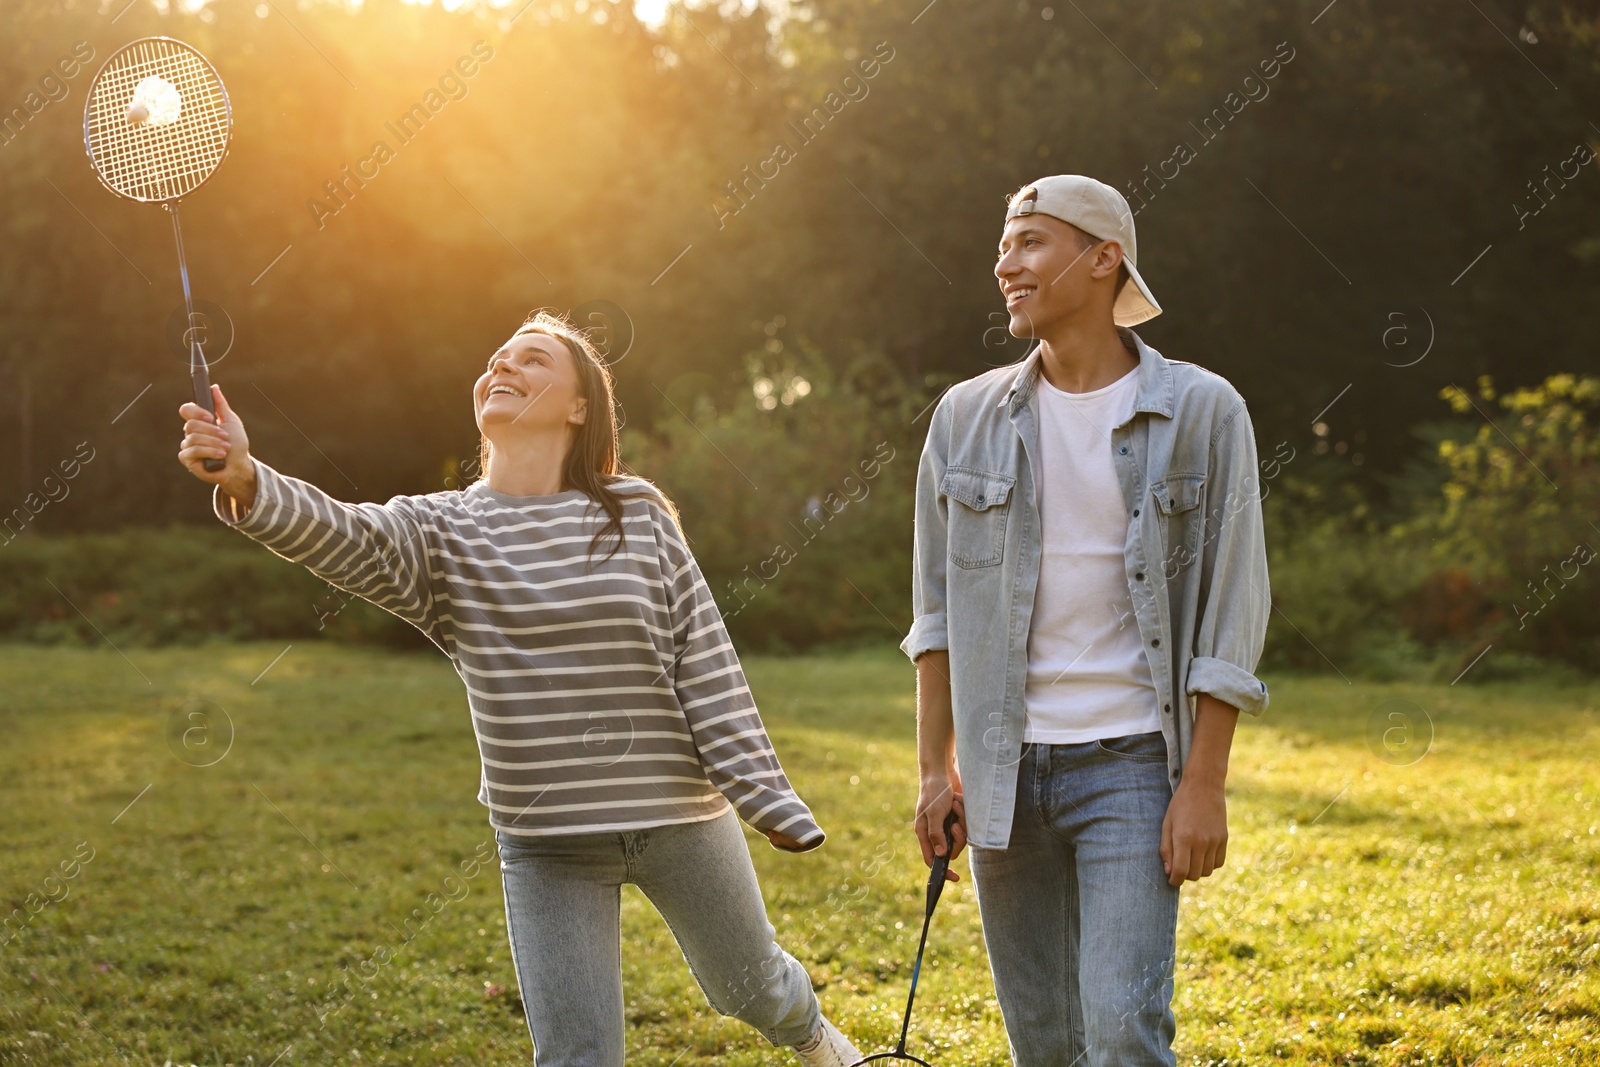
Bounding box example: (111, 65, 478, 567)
(794, 1016, 864, 1067)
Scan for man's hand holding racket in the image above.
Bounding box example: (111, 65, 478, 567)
(914, 784, 967, 883)
(178, 383, 256, 510)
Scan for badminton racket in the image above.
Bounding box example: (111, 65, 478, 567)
(851, 810, 961, 1066)
(84, 36, 233, 471)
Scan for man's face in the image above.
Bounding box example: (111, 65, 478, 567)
(994, 213, 1110, 338)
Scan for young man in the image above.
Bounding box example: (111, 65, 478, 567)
(901, 174, 1271, 1066)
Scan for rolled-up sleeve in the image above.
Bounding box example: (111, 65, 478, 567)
(1184, 400, 1272, 716)
(901, 395, 952, 661)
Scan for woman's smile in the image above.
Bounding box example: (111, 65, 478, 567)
(475, 332, 577, 427)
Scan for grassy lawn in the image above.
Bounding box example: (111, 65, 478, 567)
(1, 641, 1597, 1066)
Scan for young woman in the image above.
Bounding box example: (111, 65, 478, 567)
(176, 310, 864, 1066)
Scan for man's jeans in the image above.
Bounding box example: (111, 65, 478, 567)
(496, 808, 821, 1065)
(968, 731, 1181, 1067)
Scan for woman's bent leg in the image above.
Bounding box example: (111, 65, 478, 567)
(631, 809, 822, 1048)
(496, 830, 628, 1067)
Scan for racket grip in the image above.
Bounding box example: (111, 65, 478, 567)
(191, 353, 224, 472)
(924, 809, 960, 913)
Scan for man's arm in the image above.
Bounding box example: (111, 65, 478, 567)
(1163, 396, 1272, 886)
(1184, 399, 1272, 716)
(1161, 692, 1237, 885)
(915, 650, 965, 881)
(903, 396, 965, 876)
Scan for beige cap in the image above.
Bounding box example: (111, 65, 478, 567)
(1005, 174, 1162, 326)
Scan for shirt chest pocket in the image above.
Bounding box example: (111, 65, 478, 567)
(1151, 473, 1206, 572)
(942, 466, 1015, 569)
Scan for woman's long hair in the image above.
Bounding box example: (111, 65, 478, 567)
(476, 309, 677, 559)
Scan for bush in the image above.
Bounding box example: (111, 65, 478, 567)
(1412, 374, 1600, 673)
(0, 338, 936, 657)
(1259, 372, 1600, 681)
(624, 344, 934, 651)
(4, 360, 1595, 683)
(0, 524, 429, 651)
(1259, 482, 1439, 680)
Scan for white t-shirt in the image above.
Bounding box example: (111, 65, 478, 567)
(1023, 365, 1164, 743)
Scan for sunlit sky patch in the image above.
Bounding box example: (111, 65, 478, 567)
(154, 0, 782, 33)
(633, 0, 668, 28)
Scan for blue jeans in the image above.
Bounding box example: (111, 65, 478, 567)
(967, 732, 1181, 1067)
(495, 808, 821, 1065)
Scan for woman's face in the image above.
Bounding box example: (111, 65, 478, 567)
(474, 330, 587, 438)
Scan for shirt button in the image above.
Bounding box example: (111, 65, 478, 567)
(976, 494, 985, 504)
(1132, 508, 1140, 517)
(1151, 638, 1161, 647)
(1163, 704, 1171, 713)
(1119, 445, 1129, 454)
(1135, 572, 1145, 581)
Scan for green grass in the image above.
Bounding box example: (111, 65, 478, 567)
(1, 642, 1597, 1066)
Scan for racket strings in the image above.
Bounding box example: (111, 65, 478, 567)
(86, 38, 230, 201)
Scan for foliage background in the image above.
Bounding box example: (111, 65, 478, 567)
(3, 0, 1599, 678)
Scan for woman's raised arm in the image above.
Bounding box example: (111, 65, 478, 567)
(178, 383, 441, 642)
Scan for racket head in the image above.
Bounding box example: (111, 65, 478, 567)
(851, 1053, 934, 1066)
(83, 36, 232, 203)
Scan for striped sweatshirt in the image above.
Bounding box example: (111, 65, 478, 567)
(214, 458, 825, 850)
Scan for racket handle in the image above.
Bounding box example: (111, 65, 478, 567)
(924, 809, 960, 915)
(191, 351, 225, 472)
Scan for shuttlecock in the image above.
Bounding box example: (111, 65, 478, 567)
(126, 75, 182, 126)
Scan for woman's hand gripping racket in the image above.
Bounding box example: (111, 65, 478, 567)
(178, 384, 252, 498)
(852, 809, 962, 1066)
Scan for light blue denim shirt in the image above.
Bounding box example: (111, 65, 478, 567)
(900, 326, 1271, 849)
